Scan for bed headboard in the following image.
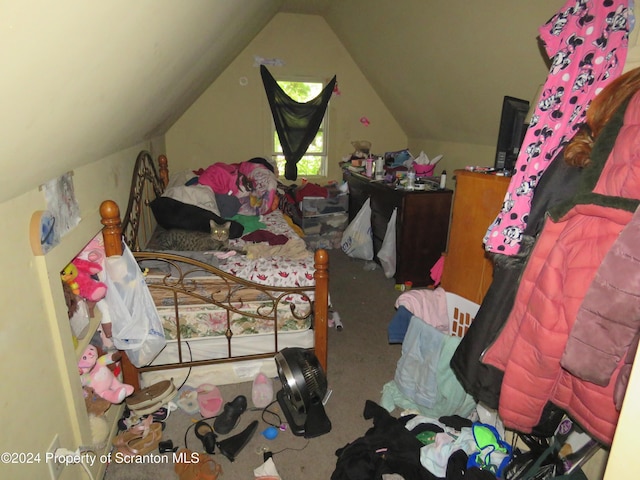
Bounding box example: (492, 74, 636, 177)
(119, 151, 168, 251)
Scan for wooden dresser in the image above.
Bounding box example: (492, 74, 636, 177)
(440, 170, 510, 303)
(343, 169, 453, 287)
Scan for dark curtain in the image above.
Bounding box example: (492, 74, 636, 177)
(260, 65, 337, 180)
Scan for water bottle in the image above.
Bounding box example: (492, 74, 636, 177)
(439, 170, 447, 189)
(365, 156, 374, 178)
(407, 164, 416, 190)
(375, 156, 384, 180)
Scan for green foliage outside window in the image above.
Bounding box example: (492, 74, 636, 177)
(273, 80, 327, 177)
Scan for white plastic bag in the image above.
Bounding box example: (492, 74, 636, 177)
(341, 198, 374, 260)
(378, 208, 397, 279)
(103, 244, 166, 367)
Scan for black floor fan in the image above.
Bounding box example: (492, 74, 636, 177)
(274, 347, 332, 438)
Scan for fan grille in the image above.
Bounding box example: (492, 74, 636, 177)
(275, 348, 327, 413)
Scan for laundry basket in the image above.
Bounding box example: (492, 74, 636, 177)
(446, 292, 480, 338)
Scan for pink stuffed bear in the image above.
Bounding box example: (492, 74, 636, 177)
(78, 345, 134, 404)
(61, 257, 107, 302)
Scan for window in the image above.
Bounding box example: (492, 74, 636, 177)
(271, 79, 328, 177)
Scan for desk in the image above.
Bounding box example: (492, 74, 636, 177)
(343, 169, 452, 287)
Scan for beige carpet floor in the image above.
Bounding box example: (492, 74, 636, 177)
(103, 249, 403, 479)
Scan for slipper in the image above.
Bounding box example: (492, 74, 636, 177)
(197, 384, 223, 418)
(251, 373, 274, 408)
(126, 380, 176, 410)
(194, 420, 217, 454)
(213, 395, 247, 434)
(176, 385, 201, 415)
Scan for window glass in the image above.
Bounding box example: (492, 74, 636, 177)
(272, 80, 327, 177)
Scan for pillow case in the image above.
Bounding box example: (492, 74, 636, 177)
(162, 184, 220, 216)
(149, 197, 243, 239)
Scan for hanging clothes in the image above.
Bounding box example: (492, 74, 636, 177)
(482, 90, 640, 446)
(260, 65, 336, 181)
(484, 0, 632, 255)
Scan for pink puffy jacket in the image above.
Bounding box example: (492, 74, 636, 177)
(482, 90, 640, 445)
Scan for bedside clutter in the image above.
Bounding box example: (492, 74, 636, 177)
(296, 183, 349, 250)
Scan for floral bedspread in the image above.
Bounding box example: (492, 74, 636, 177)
(159, 300, 311, 340)
(222, 210, 316, 288)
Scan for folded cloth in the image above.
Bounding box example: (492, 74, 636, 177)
(395, 287, 449, 334)
(387, 305, 413, 344)
(294, 183, 328, 203)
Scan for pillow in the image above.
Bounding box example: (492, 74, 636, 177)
(149, 197, 243, 238)
(163, 184, 220, 215)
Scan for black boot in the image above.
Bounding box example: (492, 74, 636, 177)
(216, 420, 258, 462)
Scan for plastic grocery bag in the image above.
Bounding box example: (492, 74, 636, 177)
(102, 243, 166, 367)
(341, 198, 374, 260)
(378, 208, 397, 278)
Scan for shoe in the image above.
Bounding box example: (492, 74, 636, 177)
(113, 416, 153, 448)
(116, 422, 162, 458)
(126, 380, 176, 411)
(213, 395, 247, 434)
(197, 384, 223, 418)
(175, 449, 223, 480)
(194, 420, 217, 454)
(251, 373, 274, 408)
(216, 420, 259, 462)
(176, 386, 200, 414)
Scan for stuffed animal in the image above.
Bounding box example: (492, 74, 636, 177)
(78, 345, 133, 404)
(61, 258, 107, 302)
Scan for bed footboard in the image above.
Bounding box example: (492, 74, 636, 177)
(99, 199, 329, 391)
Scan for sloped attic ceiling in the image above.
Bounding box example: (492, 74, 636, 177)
(1, 0, 282, 203)
(2, 0, 564, 203)
(321, 0, 564, 146)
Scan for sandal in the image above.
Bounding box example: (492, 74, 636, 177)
(213, 395, 247, 434)
(112, 416, 153, 448)
(116, 422, 162, 459)
(194, 420, 217, 454)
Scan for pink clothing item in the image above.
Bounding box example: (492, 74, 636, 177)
(429, 255, 445, 286)
(394, 287, 449, 334)
(482, 90, 640, 445)
(484, 0, 631, 255)
(198, 162, 241, 195)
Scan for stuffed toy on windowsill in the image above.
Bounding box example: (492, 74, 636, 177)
(78, 344, 133, 404)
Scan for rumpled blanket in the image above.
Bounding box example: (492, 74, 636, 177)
(245, 237, 309, 260)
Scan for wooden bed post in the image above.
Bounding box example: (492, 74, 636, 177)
(314, 249, 329, 374)
(99, 200, 142, 392)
